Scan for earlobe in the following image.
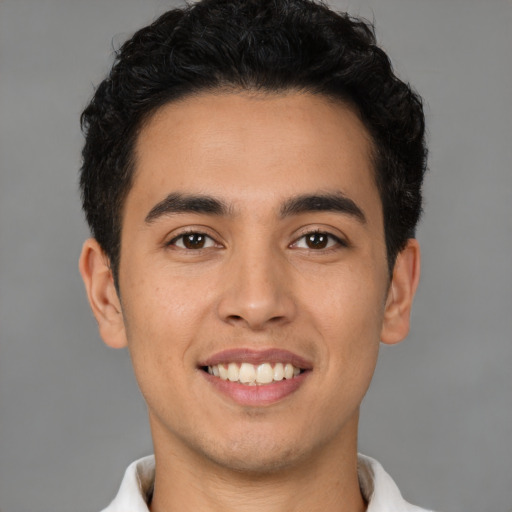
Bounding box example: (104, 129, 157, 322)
(380, 238, 421, 345)
(78, 238, 128, 349)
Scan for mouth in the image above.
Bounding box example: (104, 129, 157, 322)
(198, 349, 312, 406)
(201, 361, 304, 385)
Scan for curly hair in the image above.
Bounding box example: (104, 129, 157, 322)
(80, 0, 427, 284)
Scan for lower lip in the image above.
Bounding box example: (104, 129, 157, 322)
(201, 371, 309, 406)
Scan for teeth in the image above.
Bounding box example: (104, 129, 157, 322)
(227, 362, 239, 382)
(256, 363, 274, 384)
(273, 362, 284, 381)
(207, 362, 303, 385)
(239, 362, 256, 383)
(218, 364, 228, 380)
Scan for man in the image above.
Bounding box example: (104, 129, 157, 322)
(78, 0, 428, 511)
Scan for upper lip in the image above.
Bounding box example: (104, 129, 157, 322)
(199, 348, 313, 370)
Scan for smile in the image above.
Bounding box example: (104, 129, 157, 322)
(205, 362, 302, 385)
(199, 348, 312, 406)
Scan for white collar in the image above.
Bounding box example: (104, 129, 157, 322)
(101, 454, 433, 512)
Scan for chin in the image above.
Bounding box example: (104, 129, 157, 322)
(204, 440, 306, 475)
(194, 421, 336, 476)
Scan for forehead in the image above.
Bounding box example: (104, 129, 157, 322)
(128, 91, 381, 223)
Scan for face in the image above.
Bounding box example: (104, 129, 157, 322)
(82, 91, 418, 474)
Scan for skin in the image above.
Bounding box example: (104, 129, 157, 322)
(80, 91, 420, 512)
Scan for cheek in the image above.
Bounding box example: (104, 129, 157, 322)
(301, 263, 386, 386)
(305, 263, 387, 336)
(119, 265, 220, 377)
(122, 255, 211, 324)
(123, 284, 199, 349)
(120, 282, 199, 417)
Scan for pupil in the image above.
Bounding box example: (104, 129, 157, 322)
(307, 233, 328, 249)
(184, 233, 205, 249)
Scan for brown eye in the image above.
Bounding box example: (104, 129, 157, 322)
(183, 233, 206, 249)
(291, 231, 345, 250)
(305, 232, 329, 249)
(170, 232, 217, 249)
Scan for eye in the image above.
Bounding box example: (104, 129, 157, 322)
(291, 231, 346, 250)
(169, 232, 218, 250)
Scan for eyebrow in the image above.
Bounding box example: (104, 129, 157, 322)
(145, 192, 229, 223)
(280, 192, 366, 223)
(144, 191, 366, 224)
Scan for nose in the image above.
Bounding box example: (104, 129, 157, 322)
(216, 243, 297, 330)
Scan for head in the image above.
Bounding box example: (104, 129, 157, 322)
(80, 0, 427, 286)
(78, 0, 425, 478)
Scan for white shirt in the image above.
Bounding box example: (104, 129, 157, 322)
(101, 454, 433, 512)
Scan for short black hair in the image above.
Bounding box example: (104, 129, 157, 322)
(80, 0, 427, 284)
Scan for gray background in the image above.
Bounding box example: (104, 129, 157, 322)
(0, 1, 511, 511)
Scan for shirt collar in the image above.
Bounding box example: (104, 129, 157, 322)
(357, 454, 430, 512)
(101, 454, 431, 512)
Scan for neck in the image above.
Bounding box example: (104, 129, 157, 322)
(148, 414, 366, 512)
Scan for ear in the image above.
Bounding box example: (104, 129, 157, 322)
(380, 238, 421, 345)
(79, 238, 127, 349)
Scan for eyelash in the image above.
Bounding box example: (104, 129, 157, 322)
(167, 229, 347, 251)
(290, 230, 348, 251)
(167, 230, 219, 250)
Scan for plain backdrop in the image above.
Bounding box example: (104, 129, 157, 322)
(0, 1, 511, 511)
